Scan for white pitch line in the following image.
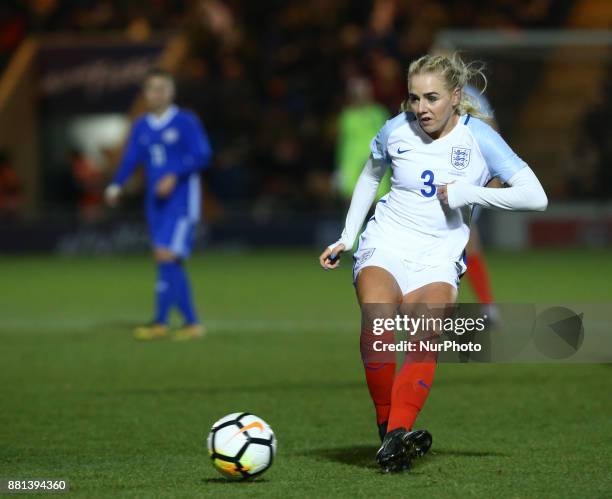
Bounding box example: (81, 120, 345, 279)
(0, 318, 360, 334)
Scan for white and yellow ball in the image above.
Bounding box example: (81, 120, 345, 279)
(206, 413, 276, 480)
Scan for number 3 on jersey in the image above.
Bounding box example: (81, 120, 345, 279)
(149, 144, 166, 167)
(420, 170, 436, 197)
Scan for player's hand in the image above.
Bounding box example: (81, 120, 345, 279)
(156, 173, 177, 198)
(437, 181, 455, 206)
(319, 243, 345, 270)
(104, 184, 121, 207)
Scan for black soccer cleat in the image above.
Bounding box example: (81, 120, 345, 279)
(377, 421, 388, 442)
(376, 428, 433, 473)
(376, 428, 412, 473)
(405, 429, 433, 458)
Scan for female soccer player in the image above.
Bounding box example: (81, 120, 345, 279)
(319, 54, 547, 472)
(105, 68, 212, 341)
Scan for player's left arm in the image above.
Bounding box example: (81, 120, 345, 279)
(441, 167, 547, 211)
(173, 113, 213, 178)
(439, 120, 547, 211)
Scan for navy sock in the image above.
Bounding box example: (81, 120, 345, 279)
(154, 262, 174, 324)
(171, 261, 198, 325)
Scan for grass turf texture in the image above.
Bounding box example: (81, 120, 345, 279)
(1, 250, 611, 498)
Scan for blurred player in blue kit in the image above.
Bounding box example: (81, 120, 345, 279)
(105, 68, 212, 340)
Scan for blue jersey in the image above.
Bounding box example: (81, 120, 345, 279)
(113, 105, 212, 222)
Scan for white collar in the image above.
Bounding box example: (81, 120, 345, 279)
(146, 105, 178, 130)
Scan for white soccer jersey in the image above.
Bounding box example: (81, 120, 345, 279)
(355, 112, 528, 266)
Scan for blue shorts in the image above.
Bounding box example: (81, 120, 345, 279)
(150, 215, 197, 259)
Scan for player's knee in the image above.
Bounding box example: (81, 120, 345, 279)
(360, 303, 398, 330)
(154, 248, 178, 263)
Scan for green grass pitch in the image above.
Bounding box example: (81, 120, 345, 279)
(1, 250, 611, 497)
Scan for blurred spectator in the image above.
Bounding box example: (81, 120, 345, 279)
(208, 139, 252, 208)
(0, 0, 588, 215)
(0, 3, 27, 71)
(585, 72, 612, 200)
(70, 149, 104, 223)
(557, 56, 612, 201)
(0, 152, 24, 219)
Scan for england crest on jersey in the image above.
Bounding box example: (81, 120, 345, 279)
(451, 147, 471, 170)
(162, 127, 179, 144)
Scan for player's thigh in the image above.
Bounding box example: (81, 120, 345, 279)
(397, 282, 457, 357)
(356, 266, 403, 328)
(152, 216, 194, 261)
(403, 281, 457, 305)
(401, 281, 457, 332)
(356, 266, 403, 304)
(151, 217, 179, 262)
(354, 247, 406, 304)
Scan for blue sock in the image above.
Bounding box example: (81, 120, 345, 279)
(171, 261, 199, 325)
(154, 262, 174, 324)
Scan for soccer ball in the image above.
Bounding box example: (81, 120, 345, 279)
(207, 412, 276, 480)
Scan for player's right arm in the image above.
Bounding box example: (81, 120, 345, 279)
(319, 154, 388, 269)
(105, 121, 144, 206)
